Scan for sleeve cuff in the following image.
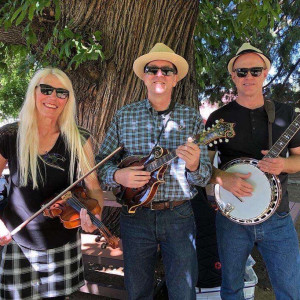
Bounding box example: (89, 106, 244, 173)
(105, 167, 121, 188)
(186, 162, 212, 186)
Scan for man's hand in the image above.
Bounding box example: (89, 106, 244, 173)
(216, 172, 253, 197)
(114, 165, 151, 188)
(258, 150, 285, 175)
(176, 137, 200, 172)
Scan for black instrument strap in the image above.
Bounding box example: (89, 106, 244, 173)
(150, 99, 175, 154)
(264, 99, 275, 149)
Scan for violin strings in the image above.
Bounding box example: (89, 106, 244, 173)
(67, 196, 111, 237)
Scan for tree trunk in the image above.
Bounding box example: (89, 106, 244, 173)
(2, 0, 199, 144)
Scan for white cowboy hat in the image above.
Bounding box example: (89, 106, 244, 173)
(133, 43, 189, 81)
(227, 42, 271, 73)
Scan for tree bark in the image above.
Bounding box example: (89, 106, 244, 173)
(2, 0, 199, 144)
(0, 27, 26, 45)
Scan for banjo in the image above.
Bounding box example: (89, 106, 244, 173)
(215, 113, 300, 225)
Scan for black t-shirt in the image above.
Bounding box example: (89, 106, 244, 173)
(206, 100, 300, 212)
(0, 122, 90, 250)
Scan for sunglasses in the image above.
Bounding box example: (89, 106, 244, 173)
(37, 84, 69, 99)
(144, 66, 177, 76)
(233, 67, 266, 78)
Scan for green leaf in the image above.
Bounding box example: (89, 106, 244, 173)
(28, 2, 36, 21)
(270, 16, 274, 29)
(43, 38, 53, 54)
(63, 28, 74, 39)
(94, 30, 101, 41)
(58, 31, 65, 40)
(53, 0, 61, 21)
(4, 19, 12, 30)
(88, 52, 99, 60)
(258, 16, 268, 29)
(16, 8, 27, 26)
(11, 6, 23, 22)
(58, 44, 65, 59)
(64, 41, 71, 57)
(53, 26, 58, 36)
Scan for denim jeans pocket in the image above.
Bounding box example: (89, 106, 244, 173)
(275, 211, 290, 219)
(173, 201, 194, 218)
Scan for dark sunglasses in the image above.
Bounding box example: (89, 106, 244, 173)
(144, 66, 177, 76)
(37, 84, 69, 99)
(233, 67, 266, 78)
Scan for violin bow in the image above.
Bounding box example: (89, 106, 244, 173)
(11, 145, 123, 236)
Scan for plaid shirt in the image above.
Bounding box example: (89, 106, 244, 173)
(96, 99, 212, 202)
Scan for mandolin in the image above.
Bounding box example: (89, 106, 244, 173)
(113, 119, 235, 213)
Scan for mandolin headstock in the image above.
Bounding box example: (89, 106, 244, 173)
(196, 119, 236, 146)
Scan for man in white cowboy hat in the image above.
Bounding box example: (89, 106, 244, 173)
(206, 42, 300, 299)
(97, 43, 212, 299)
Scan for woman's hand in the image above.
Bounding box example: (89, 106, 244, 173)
(0, 219, 12, 246)
(80, 208, 101, 233)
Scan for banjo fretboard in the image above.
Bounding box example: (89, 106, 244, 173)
(265, 113, 300, 159)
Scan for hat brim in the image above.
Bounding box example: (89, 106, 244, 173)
(227, 52, 271, 73)
(133, 52, 189, 81)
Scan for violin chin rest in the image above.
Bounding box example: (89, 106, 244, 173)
(43, 207, 62, 218)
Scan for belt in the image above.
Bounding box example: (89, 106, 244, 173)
(144, 200, 187, 210)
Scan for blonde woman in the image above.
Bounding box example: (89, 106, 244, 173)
(0, 68, 103, 300)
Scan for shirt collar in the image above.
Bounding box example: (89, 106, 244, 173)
(145, 98, 177, 116)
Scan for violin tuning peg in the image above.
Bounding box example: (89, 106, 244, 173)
(209, 143, 213, 147)
(225, 138, 229, 142)
(219, 139, 223, 143)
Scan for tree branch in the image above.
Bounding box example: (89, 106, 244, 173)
(264, 63, 284, 88)
(283, 58, 300, 85)
(0, 27, 26, 46)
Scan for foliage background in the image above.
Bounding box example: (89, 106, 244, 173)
(0, 0, 299, 131)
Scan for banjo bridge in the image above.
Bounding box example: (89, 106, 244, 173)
(224, 203, 234, 215)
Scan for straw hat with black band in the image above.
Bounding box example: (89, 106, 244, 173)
(133, 43, 189, 81)
(227, 43, 272, 73)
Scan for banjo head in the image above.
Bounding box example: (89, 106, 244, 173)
(215, 158, 281, 225)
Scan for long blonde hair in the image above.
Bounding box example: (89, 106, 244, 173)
(17, 67, 91, 189)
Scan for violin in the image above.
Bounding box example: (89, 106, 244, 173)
(10, 146, 123, 239)
(43, 186, 119, 249)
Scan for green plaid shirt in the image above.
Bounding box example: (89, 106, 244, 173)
(96, 99, 212, 201)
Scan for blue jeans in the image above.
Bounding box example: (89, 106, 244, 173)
(216, 211, 300, 300)
(120, 201, 197, 300)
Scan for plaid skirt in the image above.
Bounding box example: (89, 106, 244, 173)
(0, 234, 84, 300)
